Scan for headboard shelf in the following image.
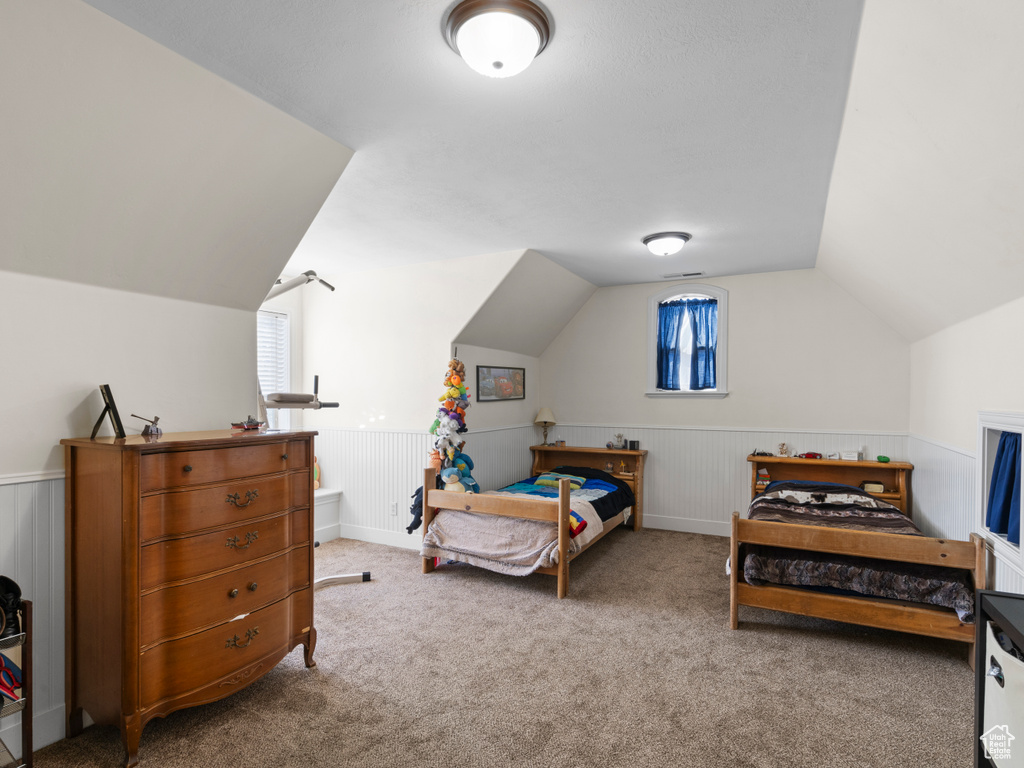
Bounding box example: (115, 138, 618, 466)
(747, 454, 913, 514)
(531, 445, 647, 529)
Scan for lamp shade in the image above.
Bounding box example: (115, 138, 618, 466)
(534, 407, 556, 426)
(444, 0, 551, 79)
(643, 232, 692, 256)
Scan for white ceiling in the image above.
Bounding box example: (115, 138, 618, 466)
(80, 0, 864, 287)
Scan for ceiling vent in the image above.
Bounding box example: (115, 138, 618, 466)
(660, 271, 704, 280)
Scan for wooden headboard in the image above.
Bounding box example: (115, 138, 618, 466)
(747, 455, 913, 515)
(530, 445, 648, 529)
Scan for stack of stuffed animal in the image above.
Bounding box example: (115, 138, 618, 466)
(428, 357, 479, 493)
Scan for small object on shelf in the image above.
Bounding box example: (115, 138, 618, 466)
(860, 481, 885, 493)
(619, 460, 626, 474)
(614, 433, 625, 449)
(604, 460, 614, 473)
(840, 451, 862, 461)
(777, 442, 790, 457)
(877, 455, 890, 463)
(826, 451, 840, 460)
(130, 414, 162, 437)
(628, 440, 639, 450)
(751, 449, 773, 457)
(796, 452, 822, 459)
(231, 415, 265, 430)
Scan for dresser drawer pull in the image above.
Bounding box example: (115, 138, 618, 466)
(183, 465, 193, 473)
(228, 588, 239, 598)
(225, 627, 260, 649)
(248, 582, 258, 592)
(226, 530, 259, 550)
(281, 453, 288, 460)
(226, 489, 259, 508)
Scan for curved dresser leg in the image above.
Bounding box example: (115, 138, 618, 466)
(304, 627, 318, 668)
(121, 718, 141, 768)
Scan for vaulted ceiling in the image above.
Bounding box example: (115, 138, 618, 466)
(79, 0, 863, 287)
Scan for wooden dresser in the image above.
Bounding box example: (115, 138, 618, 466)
(61, 429, 318, 767)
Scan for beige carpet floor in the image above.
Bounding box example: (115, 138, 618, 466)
(36, 528, 974, 767)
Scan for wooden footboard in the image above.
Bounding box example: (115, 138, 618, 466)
(421, 467, 624, 598)
(729, 512, 987, 660)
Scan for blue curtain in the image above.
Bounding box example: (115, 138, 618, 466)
(656, 301, 687, 390)
(987, 431, 1021, 546)
(688, 299, 718, 390)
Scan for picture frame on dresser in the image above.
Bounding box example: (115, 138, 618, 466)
(61, 429, 318, 768)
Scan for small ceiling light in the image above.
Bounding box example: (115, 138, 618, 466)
(444, 0, 551, 79)
(643, 232, 692, 256)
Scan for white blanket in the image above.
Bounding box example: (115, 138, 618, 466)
(420, 493, 605, 576)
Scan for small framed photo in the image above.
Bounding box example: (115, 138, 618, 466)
(91, 384, 126, 439)
(476, 366, 525, 401)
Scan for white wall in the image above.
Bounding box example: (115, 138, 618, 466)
(300, 250, 523, 434)
(909, 294, 1024, 453)
(541, 268, 911, 432)
(1, 0, 352, 311)
(260, 281, 308, 431)
(0, 271, 255, 478)
(452, 344, 540, 431)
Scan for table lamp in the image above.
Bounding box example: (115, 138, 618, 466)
(535, 408, 556, 445)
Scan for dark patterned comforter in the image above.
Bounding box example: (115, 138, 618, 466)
(742, 481, 975, 622)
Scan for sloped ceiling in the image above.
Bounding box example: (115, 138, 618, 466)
(75, 0, 863, 288)
(0, 0, 353, 311)
(817, 0, 1024, 341)
(455, 250, 597, 357)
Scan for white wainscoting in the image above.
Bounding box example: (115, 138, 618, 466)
(908, 434, 1024, 594)
(0, 478, 66, 757)
(315, 424, 906, 544)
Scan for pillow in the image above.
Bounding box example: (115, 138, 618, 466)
(535, 472, 587, 490)
(568, 510, 588, 538)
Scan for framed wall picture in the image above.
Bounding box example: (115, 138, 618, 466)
(476, 366, 525, 401)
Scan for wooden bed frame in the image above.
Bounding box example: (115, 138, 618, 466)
(730, 455, 987, 663)
(421, 445, 646, 598)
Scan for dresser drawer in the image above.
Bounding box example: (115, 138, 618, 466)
(141, 472, 309, 540)
(140, 547, 310, 647)
(140, 440, 309, 492)
(141, 510, 310, 590)
(139, 590, 311, 709)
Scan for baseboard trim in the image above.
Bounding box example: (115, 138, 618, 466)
(0, 703, 66, 754)
(314, 524, 341, 545)
(643, 515, 730, 538)
(0, 470, 63, 487)
(338, 523, 421, 551)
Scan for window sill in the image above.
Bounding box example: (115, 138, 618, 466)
(645, 390, 729, 399)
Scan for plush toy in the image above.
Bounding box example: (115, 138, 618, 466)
(440, 466, 467, 493)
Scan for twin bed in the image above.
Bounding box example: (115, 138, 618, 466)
(730, 455, 986, 661)
(420, 445, 645, 597)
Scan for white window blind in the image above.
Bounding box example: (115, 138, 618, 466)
(257, 310, 290, 430)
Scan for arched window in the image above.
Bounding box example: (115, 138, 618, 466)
(646, 284, 728, 397)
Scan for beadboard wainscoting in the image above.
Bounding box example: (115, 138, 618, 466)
(908, 434, 1024, 594)
(314, 425, 907, 545)
(0, 477, 66, 756)
(313, 426, 539, 551)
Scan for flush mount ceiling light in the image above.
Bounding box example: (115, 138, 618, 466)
(444, 0, 551, 79)
(643, 232, 692, 256)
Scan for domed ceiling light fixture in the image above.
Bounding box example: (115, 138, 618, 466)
(444, 0, 552, 79)
(643, 232, 692, 257)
